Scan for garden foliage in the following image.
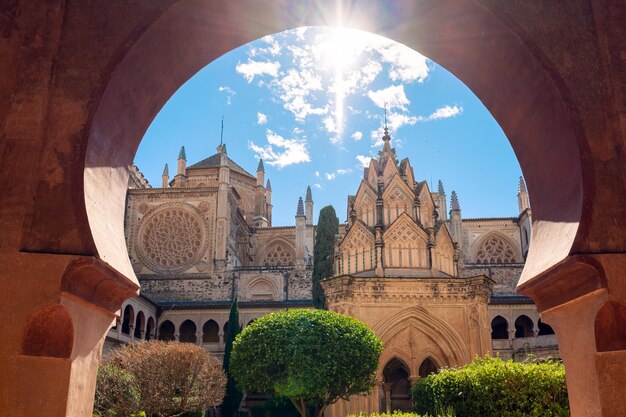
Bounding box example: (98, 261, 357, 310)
(93, 364, 141, 417)
(230, 309, 383, 417)
(312, 205, 339, 308)
(412, 356, 569, 417)
(222, 297, 244, 417)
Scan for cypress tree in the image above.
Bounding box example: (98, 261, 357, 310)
(222, 296, 243, 417)
(312, 205, 339, 309)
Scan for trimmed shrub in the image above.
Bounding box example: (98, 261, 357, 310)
(412, 356, 569, 417)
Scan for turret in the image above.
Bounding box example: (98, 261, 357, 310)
(305, 185, 314, 225)
(450, 191, 463, 246)
(295, 197, 306, 267)
(173, 146, 187, 187)
(257, 159, 265, 187)
(265, 179, 273, 226)
(518, 176, 530, 213)
(437, 180, 447, 221)
(161, 163, 169, 188)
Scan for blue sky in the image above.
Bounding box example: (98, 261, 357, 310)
(136, 27, 523, 226)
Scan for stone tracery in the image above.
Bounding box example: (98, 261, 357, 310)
(264, 243, 294, 266)
(475, 234, 517, 264)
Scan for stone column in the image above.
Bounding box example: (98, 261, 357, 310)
(518, 254, 626, 417)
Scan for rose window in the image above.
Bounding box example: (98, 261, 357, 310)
(265, 244, 294, 266)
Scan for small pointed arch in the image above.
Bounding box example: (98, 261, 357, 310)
(145, 317, 155, 340)
(595, 301, 626, 352)
(158, 320, 175, 341)
(491, 315, 509, 339)
(202, 319, 220, 343)
(242, 276, 280, 301)
(538, 318, 555, 336)
(473, 232, 521, 264)
(418, 357, 440, 378)
(514, 315, 534, 338)
(179, 319, 197, 343)
(121, 304, 135, 335)
(382, 357, 412, 412)
(21, 305, 74, 358)
(134, 311, 145, 338)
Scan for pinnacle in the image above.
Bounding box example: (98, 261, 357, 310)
(438, 180, 445, 196)
(178, 146, 186, 161)
(296, 196, 305, 216)
(518, 176, 527, 193)
(257, 158, 265, 172)
(305, 185, 312, 202)
(451, 191, 460, 211)
(162, 163, 169, 176)
(266, 179, 272, 191)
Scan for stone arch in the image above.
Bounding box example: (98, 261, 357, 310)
(202, 319, 220, 343)
(146, 317, 155, 340)
(260, 238, 295, 267)
(538, 318, 555, 336)
(472, 232, 521, 264)
(491, 315, 509, 340)
(121, 304, 134, 335)
(595, 301, 626, 352)
(21, 305, 74, 359)
(381, 357, 412, 412)
(373, 306, 470, 366)
(514, 314, 534, 338)
(179, 319, 197, 343)
(133, 311, 145, 339)
(158, 320, 175, 341)
(418, 357, 440, 378)
(242, 276, 280, 301)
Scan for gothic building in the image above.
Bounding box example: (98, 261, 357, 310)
(106, 129, 558, 414)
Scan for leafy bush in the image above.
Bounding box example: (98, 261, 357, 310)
(412, 356, 569, 417)
(93, 364, 141, 417)
(347, 412, 454, 417)
(230, 309, 383, 417)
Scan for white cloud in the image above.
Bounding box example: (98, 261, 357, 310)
(323, 117, 337, 134)
(248, 129, 310, 169)
(314, 183, 322, 189)
(325, 173, 336, 181)
(236, 60, 280, 83)
(250, 35, 281, 57)
(356, 155, 373, 168)
(351, 131, 363, 141)
(427, 105, 463, 120)
(374, 42, 431, 83)
(315, 171, 320, 178)
(257, 112, 268, 125)
(336, 168, 352, 175)
(367, 85, 410, 111)
(218, 86, 236, 105)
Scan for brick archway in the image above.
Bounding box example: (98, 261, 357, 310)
(0, 1, 624, 416)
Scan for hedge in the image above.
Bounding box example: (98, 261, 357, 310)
(412, 356, 569, 417)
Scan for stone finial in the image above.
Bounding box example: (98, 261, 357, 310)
(162, 163, 169, 176)
(296, 197, 305, 216)
(438, 179, 445, 196)
(451, 191, 460, 211)
(266, 179, 272, 191)
(257, 158, 265, 172)
(305, 185, 312, 202)
(178, 146, 187, 160)
(217, 143, 227, 154)
(518, 176, 527, 193)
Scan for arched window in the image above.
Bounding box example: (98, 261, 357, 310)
(514, 315, 534, 338)
(491, 316, 509, 339)
(158, 320, 175, 341)
(382, 358, 411, 412)
(202, 320, 219, 343)
(179, 320, 197, 343)
(145, 317, 155, 340)
(538, 319, 555, 336)
(475, 234, 517, 264)
(121, 305, 134, 335)
(134, 311, 145, 338)
(418, 357, 439, 378)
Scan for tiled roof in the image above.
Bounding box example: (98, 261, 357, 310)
(187, 153, 254, 178)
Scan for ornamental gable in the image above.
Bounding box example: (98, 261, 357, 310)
(382, 175, 415, 226)
(366, 159, 379, 188)
(382, 157, 400, 187)
(353, 180, 378, 227)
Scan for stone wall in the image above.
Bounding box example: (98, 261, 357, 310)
(461, 264, 523, 296)
(139, 273, 233, 302)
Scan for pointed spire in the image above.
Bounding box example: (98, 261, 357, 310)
(178, 146, 186, 161)
(220, 116, 224, 145)
(305, 185, 312, 202)
(438, 180, 445, 196)
(266, 179, 272, 191)
(451, 191, 460, 211)
(296, 197, 305, 216)
(162, 163, 169, 176)
(518, 176, 527, 193)
(257, 158, 265, 172)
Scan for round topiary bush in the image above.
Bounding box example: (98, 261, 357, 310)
(412, 356, 570, 417)
(230, 309, 383, 417)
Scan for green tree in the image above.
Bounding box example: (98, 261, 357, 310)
(312, 205, 339, 308)
(222, 297, 244, 417)
(230, 309, 383, 417)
